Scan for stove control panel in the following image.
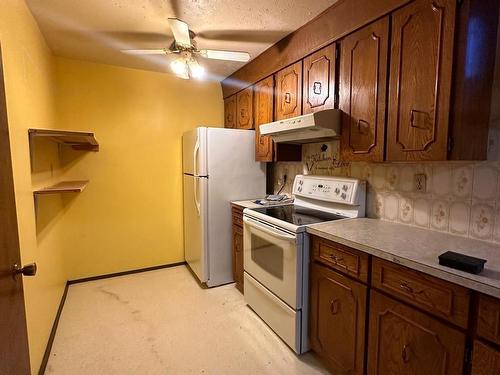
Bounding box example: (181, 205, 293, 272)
(293, 175, 365, 205)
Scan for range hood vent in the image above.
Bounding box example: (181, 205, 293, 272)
(259, 109, 341, 144)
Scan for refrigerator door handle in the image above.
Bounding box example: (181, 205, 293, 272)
(194, 177, 201, 216)
(193, 137, 200, 177)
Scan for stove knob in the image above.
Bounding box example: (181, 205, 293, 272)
(335, 188, 340, 194)
(341, 193, 347, 200)
(342, 184, 349, 191)
(297, 186, 302, 192)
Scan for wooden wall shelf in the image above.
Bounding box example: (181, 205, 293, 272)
(33, 180, 89, 195)
(29, 129, 99, 152)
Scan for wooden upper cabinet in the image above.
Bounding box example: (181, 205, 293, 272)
(310, 263, 366, 375)
(368, 290, 466, 375)
(387, 0, 456, 161)
(303, 44, 337, 114)
(224, 95, 236, 128)
(340, 17, 389, 162)
(236, 86, 254, 129)
(275, 61, 302, 120)
(254, 76, 275, 162)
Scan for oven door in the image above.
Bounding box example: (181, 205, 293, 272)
(243, 215, 299, 308)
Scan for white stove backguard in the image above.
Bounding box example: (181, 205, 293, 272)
(292, 175, 366, 218)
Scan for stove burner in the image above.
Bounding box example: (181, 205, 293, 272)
(250, 204, 346, 226)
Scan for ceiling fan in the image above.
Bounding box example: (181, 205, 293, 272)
(121, 18, 251, 79)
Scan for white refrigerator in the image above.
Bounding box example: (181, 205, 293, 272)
(182, 127, 266, 287)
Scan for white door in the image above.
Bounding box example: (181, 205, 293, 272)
(182, 127, 207, 176)
(243, 216, 299, 308)
(183, 174, 208, 282)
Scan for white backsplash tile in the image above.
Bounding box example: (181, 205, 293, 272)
(271, 148, 500, 244)
(470, 202, 495, 240)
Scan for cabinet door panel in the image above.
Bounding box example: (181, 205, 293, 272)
(368, 290, 465, 375)
(224, 95, 237, 128)
(471, 340, 500, 375)
(303, 44, 337, 114)
(254, 76, 274, 161)
(477, 294, 500, 346)
(310, 263, 366, 374)
(275, 62, 302, 120)
(387, 0, 456, 161)
(232, 224, 243, 293)
(340, 17, 389, 162)
(236, 86, 254, 129)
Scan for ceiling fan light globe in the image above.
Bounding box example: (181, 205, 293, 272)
(189, 61, 205, 79)
(170, 58, 188, 76)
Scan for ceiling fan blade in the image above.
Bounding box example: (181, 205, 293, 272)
(168, 18, 192, 47)
(199, 49, 250, 62)
(121, 49, 167, 55)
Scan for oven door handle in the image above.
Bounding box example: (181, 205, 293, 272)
(243, 216, 296, 241)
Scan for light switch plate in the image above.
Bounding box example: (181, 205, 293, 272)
(415, 173, 427, 192)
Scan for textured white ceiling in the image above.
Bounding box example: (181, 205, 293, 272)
(26, 0, 338, 81)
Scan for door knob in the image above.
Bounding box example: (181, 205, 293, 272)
(13, 262, 37, 277)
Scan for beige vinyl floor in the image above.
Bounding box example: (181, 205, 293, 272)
(45, 265, 328, 374)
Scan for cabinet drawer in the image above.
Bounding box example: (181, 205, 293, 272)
(371, 258, 470, 328)
(312, 237, 369, 283)
(477, 294, 500, 346)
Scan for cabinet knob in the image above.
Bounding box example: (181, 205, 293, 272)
(13, 262, 37, 277)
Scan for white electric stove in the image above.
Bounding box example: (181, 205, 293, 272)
(242, 175, 366, 354)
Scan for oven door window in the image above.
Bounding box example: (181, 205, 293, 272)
(243, 217, 298, 309)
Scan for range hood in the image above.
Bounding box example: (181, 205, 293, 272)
(259, 108, 341, 144)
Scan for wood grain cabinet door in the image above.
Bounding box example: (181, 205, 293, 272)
(309, 263, 366, 375)
(254, 76, 274, 161)
(340, 17, 389, 162)
(386, 0, 456, 161)
(368, 290, 465, 375)
(232, 224, 243, 293)
(236, 86, 254, 129)
(477, 294, 500, 346)
(275, 61, 302, 120)
(471, 340, 500, 375)
(303, 44, 337, 114)
(224, 95, 237, 128)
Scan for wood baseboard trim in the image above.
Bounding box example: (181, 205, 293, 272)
(38, 282, 69, 375)
(67, 261, 187, 285)
(38, 261, 186, 374)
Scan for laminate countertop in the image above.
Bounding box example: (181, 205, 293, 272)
(306, 218, 500, 298)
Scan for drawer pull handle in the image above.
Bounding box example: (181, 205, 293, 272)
(330, 254, 344, 263)
(330, 299, 340, 315)
(402, 344, 411, 363)
(399, 281, 414, 293)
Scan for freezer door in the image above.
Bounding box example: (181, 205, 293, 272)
(182, 127, 207, 176)
(183, 174, 208, 282)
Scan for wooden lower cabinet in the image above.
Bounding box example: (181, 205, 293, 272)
(309, 263, 367, 374)
(471, 340, 500, 375)
(367, 290, 466, 375)
(232, 224, 243, 293)
(231, 205, 244, 293)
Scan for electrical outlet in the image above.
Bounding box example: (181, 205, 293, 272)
(414, 173, 427, 192)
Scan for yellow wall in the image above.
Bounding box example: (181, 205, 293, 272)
(0, 0, 68, 372)
(54, 58, 223, 279)
(1, 1, 223, 372)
